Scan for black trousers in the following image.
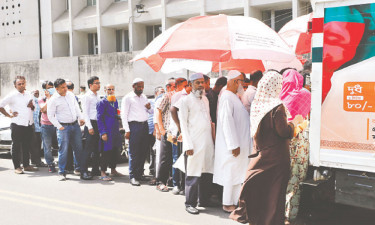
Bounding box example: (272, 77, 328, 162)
(81, 120, 100, 173)
(176, 140, 185, 190)
(100, 148, 118, 172)
(31, 131, 42, 164)
(10, 123, 33, 169)
(147, 134, 156, 175)
(185, 173, 212, 207)
(128, 121, 149, 179)
(157, 134, 173, 185)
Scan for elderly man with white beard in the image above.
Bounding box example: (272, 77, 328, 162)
(213, 70, 251, 213)
(174, 73, 215, 215)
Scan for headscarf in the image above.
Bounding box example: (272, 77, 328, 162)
(279, 69, 311, 121)
(250, 71, 284, 137)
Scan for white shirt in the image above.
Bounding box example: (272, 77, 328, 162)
(121, 92, 153, 132)
(213, 90, 251, 186)
(0, 90, 34, 126)
(241, 85, 257, 114)
(173, 93, 215, 177)
(47, 91, 83, 129)
(81, 90, 100, 129)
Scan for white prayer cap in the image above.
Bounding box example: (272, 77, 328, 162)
(132, 78, 144, 84)
(189, 73, 204, 81)
(226, 70, 242, 81)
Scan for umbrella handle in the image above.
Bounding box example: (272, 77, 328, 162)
(219, 62, 222, 77)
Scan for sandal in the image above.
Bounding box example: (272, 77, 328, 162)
(99, 176, 112, 181)
(110, 171, 123, 177)
(148, 178, 157, 186)
(156, 184, 169, 192)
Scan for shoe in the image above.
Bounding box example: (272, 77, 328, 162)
(74, 170, 81, 176)
(14, 167, 24, 174)
(35, 162, 48, 167)
(99, 175, 112, 181)
(48, 165, 56, 173)
(172, 186, 180, 195)
(179, 190, 185, 195)
(80, 172, 93, 180)
(24, 166, 39, 172)
(90, 170, 101, 176)
(185, 206, 199, 215)
(58, 173, 66, 181)
(130, 178, 141, 186)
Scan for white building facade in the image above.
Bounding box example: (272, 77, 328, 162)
(0, 0, 312, 63)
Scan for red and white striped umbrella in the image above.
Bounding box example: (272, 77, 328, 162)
(133, 14, 297, 74)
(279, 13, 313, 55)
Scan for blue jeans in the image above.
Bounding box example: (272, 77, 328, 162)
(56, 123, 83, 175)
(41, 124, 56, 166)
(172, 144, 180, 187)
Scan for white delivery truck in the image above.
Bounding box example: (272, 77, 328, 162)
(309, 0, 375, 209)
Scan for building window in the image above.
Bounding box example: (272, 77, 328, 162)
(262, 11, 271, 28)
(146, 25, 162, 45)
(87, 0, 96, 6)
(88, 33, 98, 55)
(274, 9, 292, 32)
(116, 29, 129, 52)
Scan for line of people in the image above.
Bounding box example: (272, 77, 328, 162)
(0, 64, 311, 224)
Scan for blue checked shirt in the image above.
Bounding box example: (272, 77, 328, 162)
(33, 97, 41, 132)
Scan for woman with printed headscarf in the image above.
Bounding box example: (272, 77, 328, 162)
(280, 69, 311, 223)
(230, 71, 303, 225)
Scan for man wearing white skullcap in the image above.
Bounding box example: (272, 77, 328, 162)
(213, 70, 251, 213)
(173, 73, 215, 214)
(121, 78, 153, 186)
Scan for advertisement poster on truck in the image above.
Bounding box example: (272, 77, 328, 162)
(320, 2, 375, 153)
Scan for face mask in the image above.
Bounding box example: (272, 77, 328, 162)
(107, 95, 116, 102)
(47, 88, 55, 95)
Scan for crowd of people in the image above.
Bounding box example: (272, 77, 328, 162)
(0, 62, 312, 224)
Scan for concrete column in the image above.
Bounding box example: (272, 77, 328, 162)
(128, 0, 147, 51)
(161, 0, 180, 32)
(97, 0, 114, 54)
(69, 0, 86, 56)
(40, 0, 53, 58)
(292, 0, 302, 19)
(200, 0, 206, 16)
(271, 10, 275, 30)
(244, 0, 261, 20)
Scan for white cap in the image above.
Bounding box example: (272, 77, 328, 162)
(132, 78, 144, 84)
(226, 70, 242, 81)
(189, 73, 204, 81)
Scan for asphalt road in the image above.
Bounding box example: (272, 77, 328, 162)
(1, 153, 375, 225)
(0, 153, 237, 225)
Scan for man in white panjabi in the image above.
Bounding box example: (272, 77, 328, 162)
(213, 70, 251, 213)
(174, 73, 215, 215)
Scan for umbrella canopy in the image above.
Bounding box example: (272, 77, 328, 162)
(133, 14, 296, 73)
(279, 13, 313, 55)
